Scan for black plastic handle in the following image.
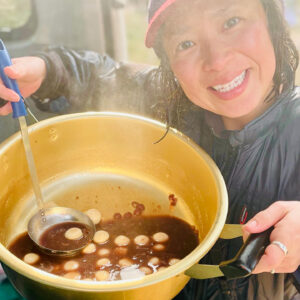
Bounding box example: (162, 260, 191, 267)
(219, 226, 273, 279)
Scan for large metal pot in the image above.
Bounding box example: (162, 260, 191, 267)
(0, 112, 246, 299)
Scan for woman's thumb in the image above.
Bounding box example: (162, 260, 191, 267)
(4, 64, 21, 79)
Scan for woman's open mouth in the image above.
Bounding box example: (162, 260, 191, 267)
(209, 69, 249, 100)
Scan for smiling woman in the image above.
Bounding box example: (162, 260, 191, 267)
(159, 0, 277, 130)
(0, 0, 300, 299)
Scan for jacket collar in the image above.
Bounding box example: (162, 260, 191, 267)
(204, 88, 299, 147)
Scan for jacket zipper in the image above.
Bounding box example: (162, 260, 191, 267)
(217, 142, 240, 187)
(226, 145, 240, 188)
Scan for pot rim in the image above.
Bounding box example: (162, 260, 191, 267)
(0, 112, 228, 291)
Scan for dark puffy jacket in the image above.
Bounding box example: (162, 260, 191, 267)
(34, 46, 300, 300)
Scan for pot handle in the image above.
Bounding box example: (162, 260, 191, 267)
(185, 227, 273, 280)
(219, 226, 273, 278)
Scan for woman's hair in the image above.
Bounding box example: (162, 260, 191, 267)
(153, 0, 299, 127)
(261, 0, 299, 99)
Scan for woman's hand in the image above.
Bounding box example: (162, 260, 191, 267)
(243, 201, 300, 274)
(0, 56, 46, 115)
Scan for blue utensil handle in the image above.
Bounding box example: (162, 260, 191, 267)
(0, 39, 27, 118)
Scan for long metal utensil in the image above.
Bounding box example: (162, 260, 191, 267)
(0, 40, 95, 256)
(0, 39, 44, 210)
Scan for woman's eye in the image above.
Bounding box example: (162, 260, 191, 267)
(224, 17, 241, 30)
(176, 40, 195, 52)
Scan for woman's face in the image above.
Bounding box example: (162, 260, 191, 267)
(162, 0, 276, 129)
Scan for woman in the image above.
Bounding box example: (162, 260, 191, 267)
(0, 0, 299, 298)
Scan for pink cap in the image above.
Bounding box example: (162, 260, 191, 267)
(145, 0, 180, 48)
(145, 0, 284, 48)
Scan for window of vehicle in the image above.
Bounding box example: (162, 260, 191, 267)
(0, 0, 37, 42)
(0, 0, 31, 29)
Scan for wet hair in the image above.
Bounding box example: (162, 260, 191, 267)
(153, 0, 299, 128)
(261, 0, 299, 99)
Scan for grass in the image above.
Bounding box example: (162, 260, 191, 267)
(125, 6, 159, 66)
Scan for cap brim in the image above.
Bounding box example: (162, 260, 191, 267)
(145, 0, 179, 48)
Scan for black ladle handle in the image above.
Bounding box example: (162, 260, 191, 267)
(219, 226, 273, 279)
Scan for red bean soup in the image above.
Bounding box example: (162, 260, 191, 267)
(8, 207, 199, 282)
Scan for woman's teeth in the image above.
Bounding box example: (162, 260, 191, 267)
(212, 71, 246, 93)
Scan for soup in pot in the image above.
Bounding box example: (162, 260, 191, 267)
(8, 209, 199, 281)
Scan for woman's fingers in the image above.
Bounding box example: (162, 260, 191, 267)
(0, 57, 46, 109)
(243, 201, 300, 274)
(4, 64, 21, 80)
(0, 63, 23, 103)
(243, 201, 288, 233)
(0, 81, 20, 102)
(10, 57, 46, 82)
(252, 241, 287, 273)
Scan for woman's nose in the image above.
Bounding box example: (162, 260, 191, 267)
(201, 42, 233, 72)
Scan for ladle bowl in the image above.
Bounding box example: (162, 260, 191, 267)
(28, 207, 96, 257)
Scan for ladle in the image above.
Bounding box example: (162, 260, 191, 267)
(0, 39, 95, 256)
